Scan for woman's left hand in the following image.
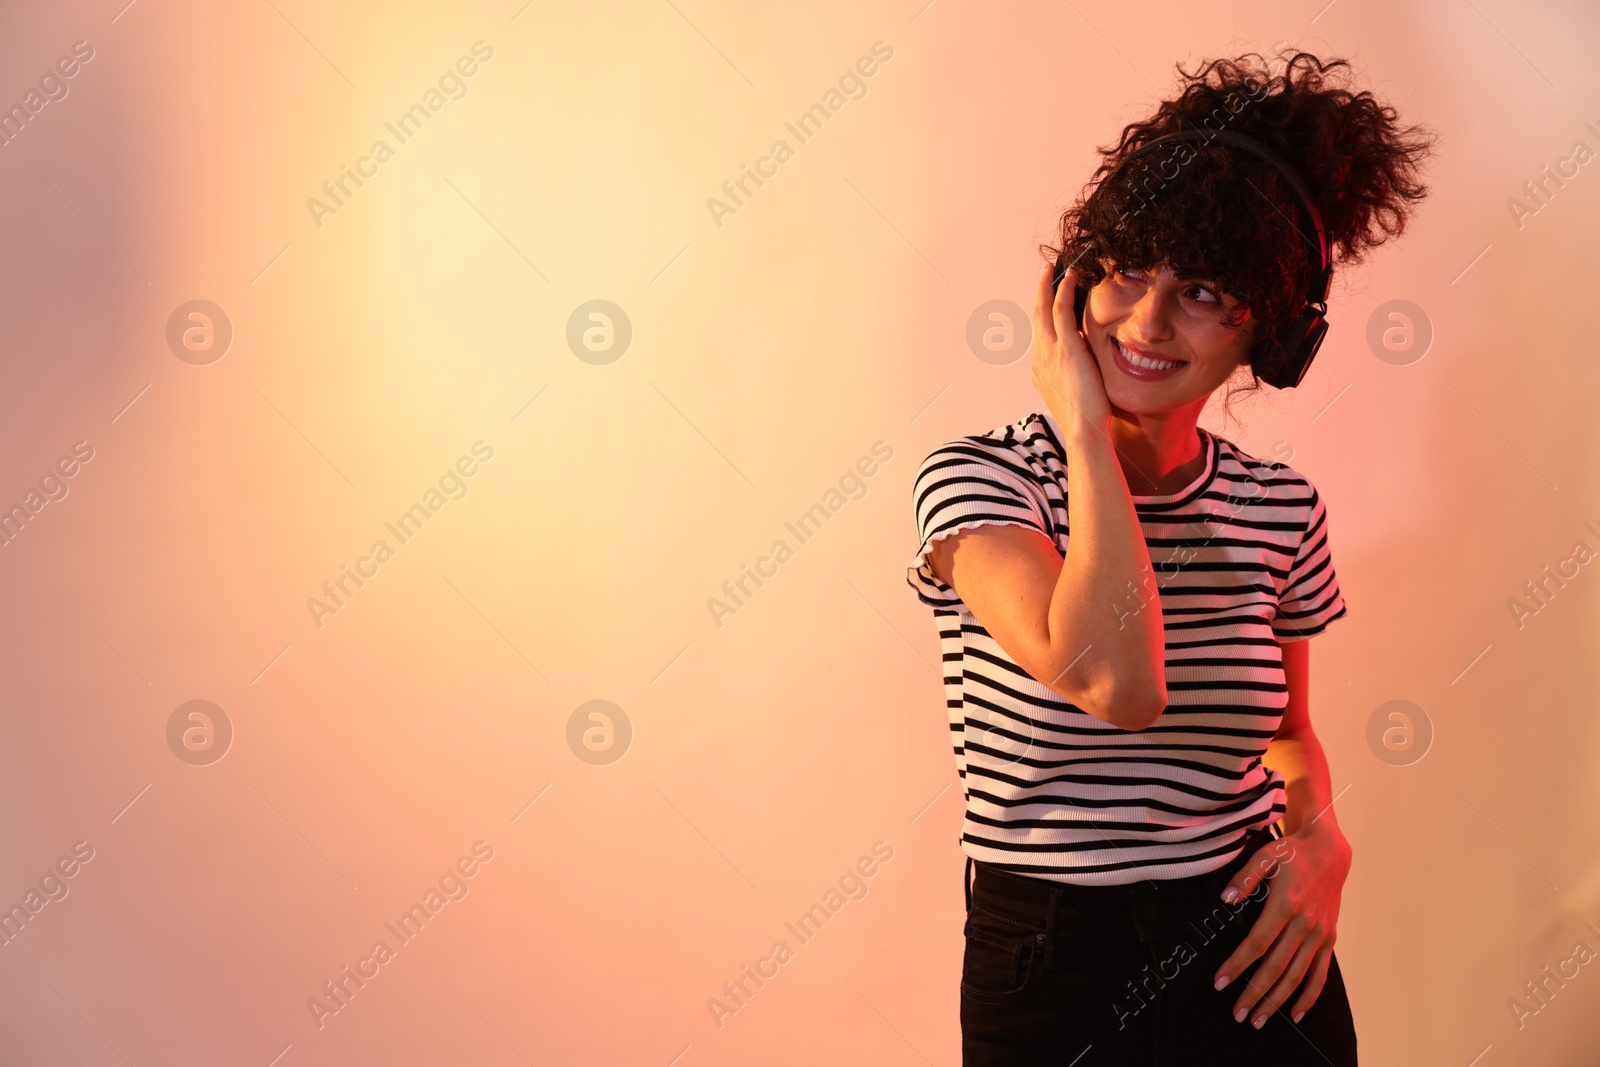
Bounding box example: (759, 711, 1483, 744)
(1212, 823, 1352, 1029)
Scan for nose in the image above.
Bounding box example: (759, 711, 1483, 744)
(1122, 285, 1176, 345)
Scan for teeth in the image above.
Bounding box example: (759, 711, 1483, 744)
(1116, 339, 1183, 370)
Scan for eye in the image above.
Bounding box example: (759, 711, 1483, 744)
(1185, 283, 1221, 304)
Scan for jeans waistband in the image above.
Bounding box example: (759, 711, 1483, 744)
(964, 825, 1284, 945)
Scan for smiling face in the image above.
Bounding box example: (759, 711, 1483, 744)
(1083, 259, 1258, 417)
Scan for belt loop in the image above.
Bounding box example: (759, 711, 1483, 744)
(1041, 886, 1060, 971)
(964, 856, 974, 913)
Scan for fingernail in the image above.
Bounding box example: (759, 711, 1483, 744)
(1214, 975, 1230, 991)
(1292, 1011, 1304, 1023)
(1253, 1015, 1266, 1029)
(1234, 1007, 1247, 1023)
(1221, 887, 1239, 904)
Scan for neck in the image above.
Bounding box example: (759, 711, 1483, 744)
(1107, 408, 1205, 495)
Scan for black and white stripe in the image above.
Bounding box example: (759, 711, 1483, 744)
(906, 411, 1347, 885)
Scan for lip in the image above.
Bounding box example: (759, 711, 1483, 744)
(1109, 336, 1187, 381)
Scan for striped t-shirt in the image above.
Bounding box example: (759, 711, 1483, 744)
(905, 410, 1347, 885)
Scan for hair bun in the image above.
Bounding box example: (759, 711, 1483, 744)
(1238, 50, 1437, 266)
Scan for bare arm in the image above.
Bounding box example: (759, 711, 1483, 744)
(1263, 638, 1348, 847)
(926, 262, 1167, 730)
(1212, 636, 1352, 1028)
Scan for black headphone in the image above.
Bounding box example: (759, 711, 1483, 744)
(1051, 128, 1332, 389)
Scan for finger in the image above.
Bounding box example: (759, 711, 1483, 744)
(1242, 933, 1319, 1029)
(1228, 927, 1305, 1023)
(1218, 840, 1289, 906)
(1052, 262, 1078, 342)
(1286, 944, 1333, 1024)
(1034, 259, 1058, 347)
(1212, 892, 1287, 992)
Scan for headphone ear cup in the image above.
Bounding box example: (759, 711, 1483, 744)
(1255, 307, 1328, 389)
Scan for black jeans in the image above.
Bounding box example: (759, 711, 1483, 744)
(960, 825, 1358, 1065)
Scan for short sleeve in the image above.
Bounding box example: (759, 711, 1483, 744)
(1271, 488, 1348, 640)
(905, 440, 1052, 608)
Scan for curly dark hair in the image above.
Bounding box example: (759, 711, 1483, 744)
(1040, 50, 1437, 398)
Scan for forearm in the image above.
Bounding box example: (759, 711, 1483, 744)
(1047, 419, 1167, 728)
(1263, 728, 1343, 841)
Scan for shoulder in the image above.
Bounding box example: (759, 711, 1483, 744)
(1208, 432, 1323, 510)
(910, 412, 1061, 536)
(913, 411, 1060, 487)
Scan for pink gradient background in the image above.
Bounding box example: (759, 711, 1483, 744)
(0, 1, 1597, 1064)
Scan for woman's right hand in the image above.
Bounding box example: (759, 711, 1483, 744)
(1031, 259, 1114, 436)
(928, 258, 1170, 731)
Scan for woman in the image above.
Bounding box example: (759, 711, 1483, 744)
(905, 52, 1433, 1064)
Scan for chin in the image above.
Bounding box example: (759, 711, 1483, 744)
(1106, 392, 1185, 418)
(1089, 347, 1172, 408)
